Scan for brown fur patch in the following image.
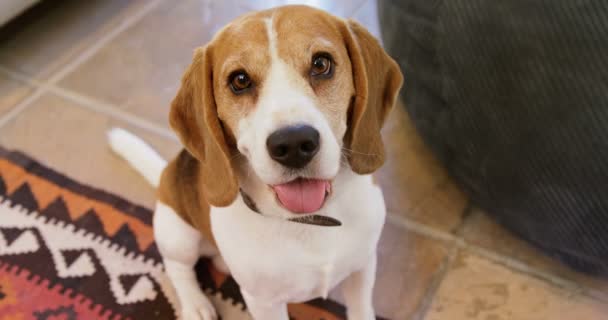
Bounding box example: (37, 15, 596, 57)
(158, 150, 216, 247)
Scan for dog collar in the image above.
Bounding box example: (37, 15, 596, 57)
(239, 189, 342, 227)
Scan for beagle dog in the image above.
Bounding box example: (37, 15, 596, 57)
(108, 5, 402, 320)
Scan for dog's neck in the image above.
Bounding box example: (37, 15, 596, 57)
(238, 188, 342, 227)
(235, 160, 346, 227)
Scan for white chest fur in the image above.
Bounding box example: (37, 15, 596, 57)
(210, 173, 386, 304)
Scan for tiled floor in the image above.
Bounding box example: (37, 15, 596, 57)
(0, 1, 606, 319)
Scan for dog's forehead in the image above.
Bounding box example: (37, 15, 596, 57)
(212, 15, 270, 79)
(210, 6, 344, 69)
(270, 6, 345, 44)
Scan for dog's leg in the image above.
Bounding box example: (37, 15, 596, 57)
(341, 255, 377, 320)
(211, 255, 230, 274)
(242, 291, 288, 320)
(154, 202, 217, 320)
(198, 232, 229, 274)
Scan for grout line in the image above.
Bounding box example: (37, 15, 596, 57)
(405, 190, 474, 320)
(0, 65, 40, 85)
(0, 65, 47, 129)
(46, 0, 163, 84)
(0, 87, 45, 129)
(386, 212, 456, 243)
(386, 212, 591, 298)
(401, 187, 472, 319)
(48, 86, 177, 140)
(0, 59, 176, 141)
(411, 244, 458, 320)
(0, 0, 163, 131)
(461, 242, 583, 292)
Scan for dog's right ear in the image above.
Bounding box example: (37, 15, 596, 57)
(169, 46, 238, 207)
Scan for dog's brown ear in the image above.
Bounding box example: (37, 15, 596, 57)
(169, 46, 238, 206)
(342, 20, 403, 174)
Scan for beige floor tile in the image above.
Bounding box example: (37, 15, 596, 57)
(461, 208, 608, 301)
(59, 0, 249, 128)
(424, 252, 608, 320)
(0, 93, 180, 208)
(330, 222, 450, 319)
(377, 102, 469, 232)
(0, 0, 147, 80)
(0, 73, 33, 117)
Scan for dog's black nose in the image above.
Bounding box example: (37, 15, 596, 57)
(266, 125, 320, 169)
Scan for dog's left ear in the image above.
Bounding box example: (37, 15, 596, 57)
(341, 20, 404, 174)
(169, 46, 238, 207)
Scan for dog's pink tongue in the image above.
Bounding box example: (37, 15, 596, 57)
(273, 179, 328, 214)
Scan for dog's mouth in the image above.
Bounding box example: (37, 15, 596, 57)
(271, 178, 331, 214)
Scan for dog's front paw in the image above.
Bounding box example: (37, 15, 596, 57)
(180, 292, 217, 320)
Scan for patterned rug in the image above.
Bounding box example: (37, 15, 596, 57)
(0, 147, 387, 320)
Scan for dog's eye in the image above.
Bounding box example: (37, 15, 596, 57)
(229, 71, 252, 94)
(310, 54, 333, 78)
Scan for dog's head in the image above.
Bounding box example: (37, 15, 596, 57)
(169, 5, 402, 215)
